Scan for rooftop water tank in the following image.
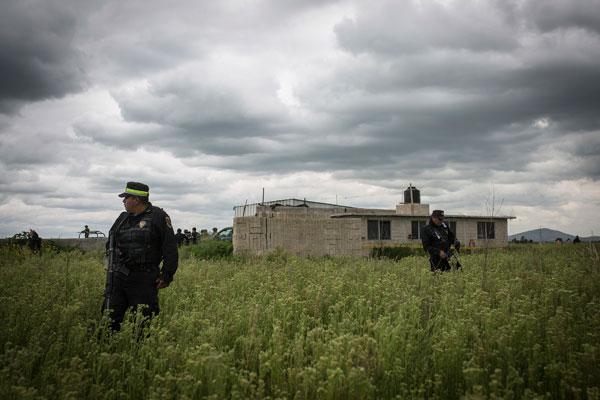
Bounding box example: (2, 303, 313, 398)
(404, 186, 420, 204)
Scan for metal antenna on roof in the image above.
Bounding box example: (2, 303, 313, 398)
(409, 182, 414, 216)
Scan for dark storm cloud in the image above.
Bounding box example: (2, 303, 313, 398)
(71, 64, 299, 157)
(329, 0, 600, 132)
(0, 129, 73, 166)
(0, 165, 57, 195)
(55, 0, 599, 188)
(72, 117, 166, 150)
(77, 0, 343, 84)
(554, 131, 600, 178)
(0, 0, 88, 114)
(523, 0, 600, 34)
(334, 1, 519, 56)
(290, 0, 600, 178)
(115, 72, 290, 137)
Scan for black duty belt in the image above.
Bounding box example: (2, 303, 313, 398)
(109, 264, 131, 276)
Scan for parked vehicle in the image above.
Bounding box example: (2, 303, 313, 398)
(78, 230, 106, 238)
(216, 227, 233, 241)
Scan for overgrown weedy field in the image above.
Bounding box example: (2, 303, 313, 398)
(1, 244, 599, 399)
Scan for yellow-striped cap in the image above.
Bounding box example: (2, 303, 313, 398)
(118, 181, 150, 198)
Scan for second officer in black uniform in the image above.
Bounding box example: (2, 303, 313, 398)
(103, 181, 178, 331)
(421, 209, 461, 272)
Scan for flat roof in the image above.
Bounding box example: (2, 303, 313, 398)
(234, 198, 354, 209)
(233, 199, 515, 220)
(331, 213, 516, 219)
(233, 198, 355, 218)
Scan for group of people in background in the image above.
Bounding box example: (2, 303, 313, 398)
(555, 235, 581, 246)
(9, 229, 42, 253)
(174, 227, 219, 247)
(79, 224, 222, 247)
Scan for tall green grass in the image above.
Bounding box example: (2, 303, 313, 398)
(0, 244, 598, 399)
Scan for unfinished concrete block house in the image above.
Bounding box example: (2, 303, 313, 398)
(232, 186, 515, 257)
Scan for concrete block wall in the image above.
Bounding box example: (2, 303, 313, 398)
(326, 218, 363, 257)
(233, 206, 364, 257)
(358, 217, 413, 256)
(395, 203, 430, 216)
(459, 219, 508, 247)
(398, 218, 509, 248)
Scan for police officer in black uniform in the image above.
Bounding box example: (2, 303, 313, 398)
(174, 228, 185, 247)
(28, 229, 42, 254)
(102, 181, 178, 331)
(421, 210, 460, 272)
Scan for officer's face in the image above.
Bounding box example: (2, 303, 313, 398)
(432, 216, 443, 226)
(122, 195, 139, 213)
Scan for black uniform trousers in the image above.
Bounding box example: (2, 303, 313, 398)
(102, 268, 160, 331)
(429, 255, 451, 272)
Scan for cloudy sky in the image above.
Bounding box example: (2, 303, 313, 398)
(1, 0, 599, 238)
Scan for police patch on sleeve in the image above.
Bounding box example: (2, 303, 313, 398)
(165, 215, 172, 229)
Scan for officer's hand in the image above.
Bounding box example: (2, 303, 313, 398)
(156, 278, 170, 289)
(439, 250, 447, 259)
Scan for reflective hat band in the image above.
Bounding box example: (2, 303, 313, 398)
(125, 187, 149, 196)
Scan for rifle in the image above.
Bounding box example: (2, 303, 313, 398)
(447, 248, 463, 270)
(104, 216, 129, 312)
(432, 247, 462, 271)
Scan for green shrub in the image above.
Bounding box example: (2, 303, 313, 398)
(184, 240, 233, 260)
(370, 246, 423, 260)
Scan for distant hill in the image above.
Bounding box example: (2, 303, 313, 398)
(509, 228, 599, 243)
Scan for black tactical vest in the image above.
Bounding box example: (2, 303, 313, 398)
(116, 209, 161, 269)
(432, 223, 450, 251)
